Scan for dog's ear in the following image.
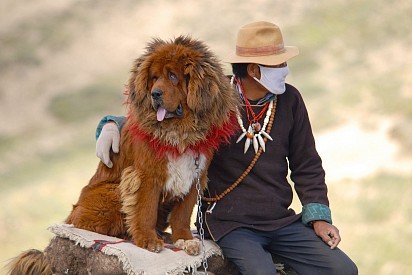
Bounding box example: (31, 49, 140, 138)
(184, 58, 220, 113)
(127, 38, 166, 107)
(128, 54, 157, 107)
(127, 56, 147, 106)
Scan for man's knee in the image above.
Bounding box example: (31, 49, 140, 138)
(231, 257, 276, 275)
(328, 253, 358, 275)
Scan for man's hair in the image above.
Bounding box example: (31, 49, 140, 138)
(231, 63, 249, 78)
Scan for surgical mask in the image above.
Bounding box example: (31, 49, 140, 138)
(253, 65, 289, 95)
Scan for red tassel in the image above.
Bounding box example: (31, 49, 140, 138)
(128, 112, 239, 159)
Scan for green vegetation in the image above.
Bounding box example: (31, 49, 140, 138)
(286, 0, 412, 156)
(0, 140, 94, 191)
(48, 81, 124, 123)
(0, 144, 98, 266)
(330, 173, 412, 274)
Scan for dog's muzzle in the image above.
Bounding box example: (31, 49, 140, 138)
(151, 88, 163, 101)
(151, 89, 184, 121)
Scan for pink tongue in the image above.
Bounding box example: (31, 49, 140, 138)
(157, 107, 167, 121)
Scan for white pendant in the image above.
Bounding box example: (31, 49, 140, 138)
(236, 132, 246, 143)
(253, 135, 258, 153)
(247, 124, 253, 133)
(244, 138, 251, 154)
(257, 134, 266, 152)
(261, 130, 273, 141)
(235, 98, 276, 155)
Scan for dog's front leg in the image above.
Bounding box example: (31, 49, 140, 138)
(169, 183, 200, 255)
(130, 184, 164, 252)
(120, 170, 164, 253)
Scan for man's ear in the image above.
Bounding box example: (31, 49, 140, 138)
(247, 63, 260, 79)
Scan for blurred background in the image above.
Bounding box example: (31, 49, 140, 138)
(0, 0, 411, 274)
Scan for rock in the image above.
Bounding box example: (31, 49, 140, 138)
(45, 237, 124, 275)
(44, 237, 297, 274)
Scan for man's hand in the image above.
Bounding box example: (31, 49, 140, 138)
(312, 220, 341, 249)
(96, 122, 120, 168)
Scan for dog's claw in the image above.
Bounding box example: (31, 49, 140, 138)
(174, 238, 200, 256)
(134, 235, 164, 253)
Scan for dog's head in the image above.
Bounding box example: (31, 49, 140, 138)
(127, 36, 239, 149)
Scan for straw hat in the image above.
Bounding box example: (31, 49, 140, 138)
(226, 21, 299, 65)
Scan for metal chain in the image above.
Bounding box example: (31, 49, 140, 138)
(195, 154, 208, 274)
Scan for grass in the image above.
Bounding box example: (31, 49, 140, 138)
(0, 140, 93, 191)
(328, 173, 412, 274)
(0, 142, 98, 266)
(0, 135, 18, 155)
(0, 0, 107, 71)
(0, 10, 74, 70)
(389, 118, 412, 155)
(48, 81, 124, 123)
(283, 0, 412, 157)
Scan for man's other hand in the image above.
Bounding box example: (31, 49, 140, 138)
(313, 220, 341, 249)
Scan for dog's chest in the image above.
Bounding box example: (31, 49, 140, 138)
(163, 152, 207, 198)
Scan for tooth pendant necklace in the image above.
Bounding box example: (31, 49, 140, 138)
(202, 95, 277, 206)
(236, 99, 274, 154)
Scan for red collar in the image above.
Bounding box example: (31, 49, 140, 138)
(128, 113, 238, 159)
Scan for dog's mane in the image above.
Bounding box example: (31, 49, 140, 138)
(125, 36, 240, 156)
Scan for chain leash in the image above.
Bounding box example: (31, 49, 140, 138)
(195, 154, 208, 274)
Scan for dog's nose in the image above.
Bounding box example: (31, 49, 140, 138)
(151, 89, 163, 100)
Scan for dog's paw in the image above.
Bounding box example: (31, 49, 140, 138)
(174, 238, 200, 256)
(174, 239, 186, 250)
(134, 236, 164, 253)
(184, 239, 201, 256)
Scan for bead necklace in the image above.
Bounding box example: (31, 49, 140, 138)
(236, 100, 274, 153)
(235, 78, 275, 153)
(202, 97, 277, 206)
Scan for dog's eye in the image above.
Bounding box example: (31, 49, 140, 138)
(169, 72, 178, 84)
(152, 76, 158, 82)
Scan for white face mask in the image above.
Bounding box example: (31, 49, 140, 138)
(253, 65, 289, 95)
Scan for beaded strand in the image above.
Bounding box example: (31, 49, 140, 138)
(202, 97, 278, 203)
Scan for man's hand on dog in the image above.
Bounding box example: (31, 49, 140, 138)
(96, 122, 120, 168)
(312, 220, 341, 249)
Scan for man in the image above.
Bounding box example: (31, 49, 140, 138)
(95, 21, 357, 274)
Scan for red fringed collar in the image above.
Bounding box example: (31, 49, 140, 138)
(128, 112, 239, 159)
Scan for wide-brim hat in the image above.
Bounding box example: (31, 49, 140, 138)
(226, 21, 299, 66)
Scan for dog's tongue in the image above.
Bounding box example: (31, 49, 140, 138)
(157, 107, 167, 121)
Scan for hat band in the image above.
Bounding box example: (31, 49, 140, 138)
(236, 44, 285, 57)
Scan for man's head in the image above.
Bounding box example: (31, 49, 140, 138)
(227, 21, 298, 95)
(227, 21, 299, 66)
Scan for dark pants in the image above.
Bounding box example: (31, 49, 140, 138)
(216, 221, 358, 275)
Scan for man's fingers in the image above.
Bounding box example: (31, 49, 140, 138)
(112, 133, 120, 153)
(325, 230, 341, 249)
(102, 149, 112, 168)
(103, 157, 113, 168)
(313, 222, 341, 250)
(96, 150, 102, 161)
(329, 231, 341, 249)
(320, 231, 334, 247)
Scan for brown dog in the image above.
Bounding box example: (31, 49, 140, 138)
(8, 36, 239, 274)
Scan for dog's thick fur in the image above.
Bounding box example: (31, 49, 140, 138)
(8, 36, 239, 274)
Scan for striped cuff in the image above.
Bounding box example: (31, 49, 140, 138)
(302, 203, 332, 226)
(95, 115, 126, 140)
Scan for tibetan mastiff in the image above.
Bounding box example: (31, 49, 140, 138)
(9, 36, 239, 274)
